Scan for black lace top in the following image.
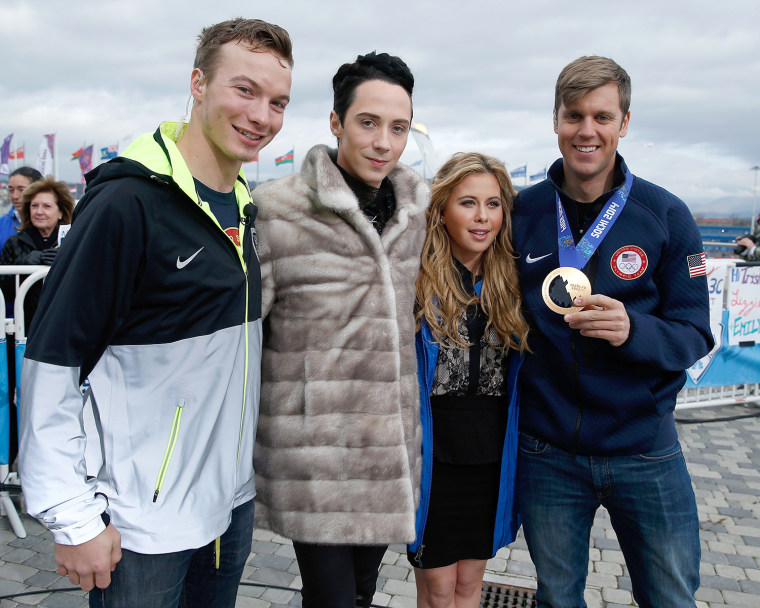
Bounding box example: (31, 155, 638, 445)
(430, 261, 511, 464)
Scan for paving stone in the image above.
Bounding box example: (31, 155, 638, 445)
(701, 550, 730, 565)
(591, 537, 620, 550)
(380, 578, 416, 597)
(259, 587, 296, 605)
(24, 571, 61, 588)
(247, 566, 296, 588)
(251, 541, 280, 556)
(505, 561, 536, 578)
(274, 544, 295, 559)
(695, 585, 724, 603)
(379, 564, 410, 580)
(593, 560, 622, 576)
(2, 549, 35, 564)
(582, 588, 602, 608)
(507, 549, 532, 563)
(601, 587, 632, 604)
(13, 587, 50, 606)
(387, 596, 416, 608)
(738, 578, 760, 595)
(699, 560, 716, 577)
(236, 583, 266, 598)
(249, 553, 293, 571)
(20, 554, 57, 573)
(616, 575, 632, 591)
(0, 563, 38, 583)
(698, 573, 742, 591)
(742, 535, 760, 547)
(721, 589, 760, 607)
(234, 598, 269, 608)
(726, 553, 757, 568)
(35, 592, 88, 608)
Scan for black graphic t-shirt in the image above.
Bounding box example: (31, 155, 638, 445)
(194, 179, 240, 247)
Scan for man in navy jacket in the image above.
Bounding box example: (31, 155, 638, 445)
(513, 56, 713, 608)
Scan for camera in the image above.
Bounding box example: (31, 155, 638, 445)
(734, 233, 758, 256)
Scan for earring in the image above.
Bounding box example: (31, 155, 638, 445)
(439, 218, 445, 225)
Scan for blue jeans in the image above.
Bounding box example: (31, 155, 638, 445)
(517, 435, 699, 608)
(89, 499, 254, 608)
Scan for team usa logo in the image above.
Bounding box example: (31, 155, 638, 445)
(611, 246, 648, 280)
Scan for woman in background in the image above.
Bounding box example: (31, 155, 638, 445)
(409, 153, 529, 608)
(1, 177, 73, 330)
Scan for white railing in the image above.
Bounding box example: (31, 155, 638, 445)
(0, 266, 49, 538)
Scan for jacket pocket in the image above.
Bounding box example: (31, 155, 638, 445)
(152, 397, 186, 503)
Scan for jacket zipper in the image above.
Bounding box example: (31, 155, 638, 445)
(237, 265, 249, 463)
(153, 397, 186, 502)
(183, 179, 251, 463)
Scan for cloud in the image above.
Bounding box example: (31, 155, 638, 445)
(1, 0, 757, 218)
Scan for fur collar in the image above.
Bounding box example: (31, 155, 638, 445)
(301, 144, 428, 216)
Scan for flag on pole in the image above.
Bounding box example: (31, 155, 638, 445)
(37, 134, 56, 176)
(509, 164, 527, 179)
(100, 145, 118, 160)
(530, 167, 547, 182)
(71, 147, 84, 160)
(78, 145, 94, 175)
(0, 134, 12, 175)
(9, 146, 24, 160)
(275, 150, 294, 165)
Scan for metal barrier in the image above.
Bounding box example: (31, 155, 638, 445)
(0, 265, 50, 538)
(676, 259, 760, 410)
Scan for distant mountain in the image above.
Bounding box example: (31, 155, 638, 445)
(685, 195, 755, 221)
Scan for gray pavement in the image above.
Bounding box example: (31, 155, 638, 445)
(0, 402, 759, 607)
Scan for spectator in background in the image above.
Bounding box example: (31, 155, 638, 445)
(735, 234, 759, 261)
(1, 167, 43, 250)
(0, 177, 74, 330)
(0, 167, 43, 468)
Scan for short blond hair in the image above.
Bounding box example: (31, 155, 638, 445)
(555, 56, 631, 115)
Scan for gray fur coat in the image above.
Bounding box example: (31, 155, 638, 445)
(253, 144, 429, 544)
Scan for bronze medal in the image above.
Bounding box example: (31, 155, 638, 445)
(541, 267, 592, 314)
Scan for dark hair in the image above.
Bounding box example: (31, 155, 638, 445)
(332, 52, 414, 125)
(10, 166, 43, 183)
(19, 177, 75, 232)
(195, 18, 293, 82)
(555, 56, 631, 115)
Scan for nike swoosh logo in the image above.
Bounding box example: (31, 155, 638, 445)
(525, 252, 552, 264)
(176, 247, 204, 269)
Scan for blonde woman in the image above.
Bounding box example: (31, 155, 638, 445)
(408, 153, 529, 608)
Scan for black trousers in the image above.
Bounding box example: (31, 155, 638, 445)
(292, 542, 387, 608)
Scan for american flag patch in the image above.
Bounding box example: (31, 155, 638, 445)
(687, 252, 706, 278)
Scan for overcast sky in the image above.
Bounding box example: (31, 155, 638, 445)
(2, 0, 758, 216)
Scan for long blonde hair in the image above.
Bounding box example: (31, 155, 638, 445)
(416, 152, 529, 352)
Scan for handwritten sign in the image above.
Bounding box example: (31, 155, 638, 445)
(727, 265, 760, 345)
(705, 260, 728, 325)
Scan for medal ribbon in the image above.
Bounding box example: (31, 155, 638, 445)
(556, 167, 633, 270)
